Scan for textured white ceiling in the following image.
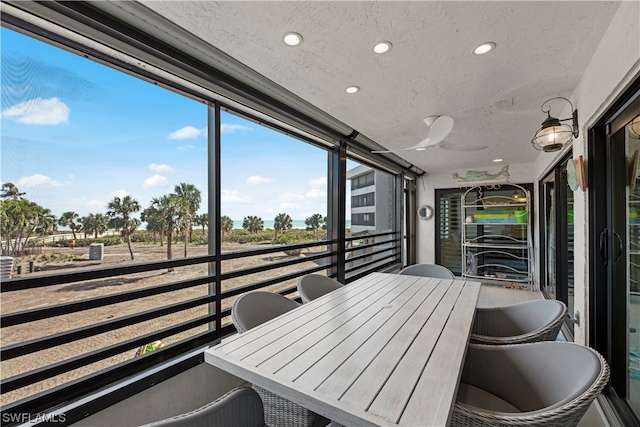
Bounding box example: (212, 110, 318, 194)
(140, 1, 621, 174)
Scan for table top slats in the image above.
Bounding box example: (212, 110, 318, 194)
(315, 278, 450, 400)
(219, 274, 393, 358)
(288, 276, 438, 387)
(205, 272, 481, 427)
(270, 277, 426, 381)
(250, 276, 413, 371)
(342, 280, 464, 417)
(400, 281, 481, 426)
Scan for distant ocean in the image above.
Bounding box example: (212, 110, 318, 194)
(232, 220, 351, 229)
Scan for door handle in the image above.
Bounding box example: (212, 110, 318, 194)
(599, 229, 608, 263)
(614, 232, 623, 262)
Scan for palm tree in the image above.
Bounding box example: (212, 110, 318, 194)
(0, 183, 25, 200)
(93, 213, 109, 237)
(193, 213, 208, 234)
(305, 213, 324, 231)
(149, 194, 189, 260)
(174, 183, 202, 257)
(242, 215, 264, 234)
(220, 215, 233, 238)
(141, 204, 164, 246)
(79, 214, 94, 239)
(107, 196, 141, 260)
(273, 213, 293, 238)
(58, 211, 80, 240)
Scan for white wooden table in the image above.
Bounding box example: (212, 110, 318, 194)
(205, 272, 481, 427)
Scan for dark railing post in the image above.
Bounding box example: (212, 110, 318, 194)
(328, 142, 347, 282)
(208, 102, 222, 338)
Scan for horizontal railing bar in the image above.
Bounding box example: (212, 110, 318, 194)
(1, 330, 219, 416)
(1, 294, 217, 360)
(345, 239, 396, 253)
(219, 240, 331, 260)
(1, 275, 214, 327)
(0, 241, 334, 293)
(221, 251, 330, 280)
(345, 230, 397, 242)
(1, 314, 216, 393)
(1, 254, 215, 292)
(220, 263, 334, 299)
(346, 260, 399, 282)
(346, 247, 397, 263)
(345, 255, 399, 275)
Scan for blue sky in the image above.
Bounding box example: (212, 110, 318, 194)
(1, 27, 353, 222)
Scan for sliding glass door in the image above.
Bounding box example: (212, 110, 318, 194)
(590, 83, 640, 424)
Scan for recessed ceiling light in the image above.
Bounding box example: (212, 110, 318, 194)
(373, 42, 392, 54)
(346, 86, 360, 94)
(473, 42, 496, 55)
(493, 158, 504, 162)
(283, 32, 303, 46)
(416, 147, 427, 151)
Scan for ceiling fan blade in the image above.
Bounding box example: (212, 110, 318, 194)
(371, 138, 431, 153)
(427, 116, 454, 144)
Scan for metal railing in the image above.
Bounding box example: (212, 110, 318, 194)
(0, 235, 400, 421)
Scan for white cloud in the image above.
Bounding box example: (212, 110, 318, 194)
(177, 145, 196, 151)
(309, 177, 327, 187)
(143, 174, 169, 188)
(246, 175, 272, 185)
(306, 189, 327, 198)
(168, 126, 202, 139)
(149, 163, 175, 173)
(279, 202, 299, 212)
(1, 97, 69, 125)
(221, 124, 251, 134)
(17, 173, 64, 187)
(112, 189, 128, 199)
(221, 190, 250, 203)
(86, 200, 104, 208)
(279, 192, 304, 201)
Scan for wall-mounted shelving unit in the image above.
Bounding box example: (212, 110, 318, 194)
(461, 183, 533, 289)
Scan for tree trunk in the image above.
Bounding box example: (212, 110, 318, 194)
(126, 233, 135, 260)
(184, 229, 188, 258)
(166, 233, 173, 260)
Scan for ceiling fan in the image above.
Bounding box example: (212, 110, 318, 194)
(372, 116, 454, 153)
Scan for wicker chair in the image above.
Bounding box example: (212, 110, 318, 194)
(399, 263, 456, 279)
(471, 299, 567, 345)
(139, 386, 266, 427)
(453, 342, 609, 426)
(231, 291, 328, 427)
(297, 274, 343, 303)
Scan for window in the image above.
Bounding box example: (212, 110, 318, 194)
(352, 213, 376, 226)
(351, 171, 374, 190)
(352, 192, 375, 208)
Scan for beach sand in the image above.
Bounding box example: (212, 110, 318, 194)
(0, 242, 325, 406)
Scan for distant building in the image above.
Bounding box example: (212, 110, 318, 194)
(347, 165, 394, 233)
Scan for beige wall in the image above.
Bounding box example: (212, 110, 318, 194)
(417, 0, 640, 346)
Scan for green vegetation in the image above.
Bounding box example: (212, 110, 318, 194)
(0, 183, 349, 260)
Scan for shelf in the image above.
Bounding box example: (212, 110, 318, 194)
(462, 203, 527, 210)
(463, 243, 529, 250)
(462, 273, 531, 284)
(465, 222, 527, 226)
(462, 184, 532, 290)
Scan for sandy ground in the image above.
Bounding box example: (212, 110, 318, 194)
(0, 242, 326, 406)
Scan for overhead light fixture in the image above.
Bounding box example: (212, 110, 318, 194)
(373, 42, 392, 54)
(283, 32, 303, 46)
(493, 158, 503, 162)
(531, 97, 579, 153)
(345, 86, 360, 94)
(473, 42, 495, 55)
